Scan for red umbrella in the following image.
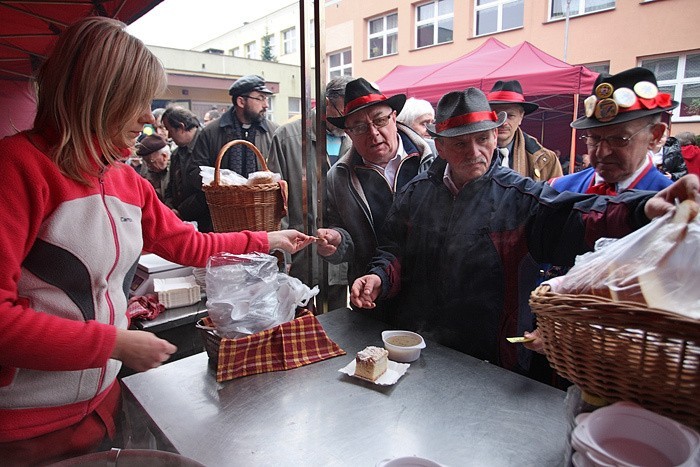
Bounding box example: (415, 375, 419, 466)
(0, 0, 163, 80)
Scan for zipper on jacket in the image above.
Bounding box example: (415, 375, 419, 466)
(97, 170, 120, 395)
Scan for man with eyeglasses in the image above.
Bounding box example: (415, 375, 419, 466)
(549, 67, 674, 195)
(315, 78, 434, 318)
(187, 74, 279, 231)
(348, 86, 698, 383)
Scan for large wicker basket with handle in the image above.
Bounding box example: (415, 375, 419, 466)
(202, 140, 286, 233)
(530, 284, 700, 430)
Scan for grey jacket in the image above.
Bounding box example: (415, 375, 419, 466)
(267, 112, 352, 287)
(323, 123, 434, 286)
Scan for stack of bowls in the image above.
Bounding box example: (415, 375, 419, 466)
(571, 402, 700, 467)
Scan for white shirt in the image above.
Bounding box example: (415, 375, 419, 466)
(362, 136, 407, 188)
(593, 155, 654, 192)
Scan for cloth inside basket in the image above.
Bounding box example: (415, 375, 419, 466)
(202, 311, 346, 382)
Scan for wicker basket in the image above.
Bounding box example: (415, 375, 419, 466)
(202, 140, 285, 232)
(530, 284, 700, 430)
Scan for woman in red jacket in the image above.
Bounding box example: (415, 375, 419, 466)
(0, 17, 313, 464)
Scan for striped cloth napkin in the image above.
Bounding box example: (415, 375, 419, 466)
(201, 310, 346, 382)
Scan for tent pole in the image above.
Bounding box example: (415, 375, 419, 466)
(569, 93, 579, 174)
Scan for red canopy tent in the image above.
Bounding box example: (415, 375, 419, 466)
(376, 38, 599, 169)
(0, 0, 162, 137)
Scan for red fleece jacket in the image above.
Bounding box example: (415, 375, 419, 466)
(0, 132, 268, 441)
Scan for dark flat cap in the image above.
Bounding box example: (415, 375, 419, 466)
(136, 134, 167, 156)
(228, 74, 273, 97)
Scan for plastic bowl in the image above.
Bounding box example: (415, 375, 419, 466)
(571, 401, 700, 467)
(382, 330, 426, 363)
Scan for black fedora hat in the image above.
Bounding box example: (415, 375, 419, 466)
(572, 67, 678, 129)
(427, 88, 507, 138)
(326, 78, 406, 129)
(486, 80, 539, 114)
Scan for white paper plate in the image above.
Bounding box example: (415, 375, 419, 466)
(338, 359, 409, 385)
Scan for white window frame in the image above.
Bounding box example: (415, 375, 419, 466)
(282, 28, 297, 55)
(288, 97, 301, 119)
(328, 49, 352, 79)
(474, 0, 523, 37)
(640, 52, 700, 122)
(582, 61, 610, 75)
(266, 96, 275, 122)
(245, 41, 258, 59)
(261, 33, 277, 59)
(548, 0, 615, 21)
(368, 12, 398, 59)
(415, 0, 454, 49)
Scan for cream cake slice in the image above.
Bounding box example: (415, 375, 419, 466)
(354, 346, 388, 381)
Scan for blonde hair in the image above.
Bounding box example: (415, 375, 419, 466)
(33, 17, 166, 185)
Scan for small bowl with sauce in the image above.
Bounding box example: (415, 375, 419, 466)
(382, 330, 426, 363)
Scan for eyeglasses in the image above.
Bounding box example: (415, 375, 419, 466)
(580, 124, 652, 149)
(242, 94, 269, 103)
(345, 112, 394, 136)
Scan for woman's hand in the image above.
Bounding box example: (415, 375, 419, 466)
(644, 174, 699, 219)
(315, 228, 341, 257)
(350, 274, 382, 309)
(111, 329, 177, 372)
(267, 229, 315, 254)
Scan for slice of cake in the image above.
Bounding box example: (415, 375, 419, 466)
(354, 346, 388, 381)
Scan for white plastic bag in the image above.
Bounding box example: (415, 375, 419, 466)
(557, 201, 700, 319)
(205, 252, 319, 338)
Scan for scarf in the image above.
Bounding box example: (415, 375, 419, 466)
(226, 113, 260, 177)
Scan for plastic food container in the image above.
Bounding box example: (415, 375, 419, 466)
(381, 330, 426, 363)
(571, 401, 700, 467)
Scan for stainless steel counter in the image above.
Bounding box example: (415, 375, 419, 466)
(122, 309, 568, 466)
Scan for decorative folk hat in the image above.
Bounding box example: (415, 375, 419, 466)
(326, 78, 406, 129)
(136, 134, 167, 156)
(427, 88, 507, 138)
(228, 74, 273, 97)
(486, 80, 539, 114)
(572, 67, 678, 129)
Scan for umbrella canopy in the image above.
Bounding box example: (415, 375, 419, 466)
(0, 0, 163, 80)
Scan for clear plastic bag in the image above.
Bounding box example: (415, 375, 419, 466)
(557, 201, 700, 319)
(205, 252, 318, 338)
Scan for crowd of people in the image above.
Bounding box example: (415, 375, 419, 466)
(1, 16, 698, 464)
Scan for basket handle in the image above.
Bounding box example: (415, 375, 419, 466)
(213, 140, 269, 186)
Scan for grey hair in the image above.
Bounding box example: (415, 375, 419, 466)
(675, 131, 697, 146)
(325, 75, 354, 100)
(397, 98, 435, 126)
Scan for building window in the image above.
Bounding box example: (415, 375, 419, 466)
(245, 41, 258, 59)
(368, 12, 398, 59)
(266, 96, 275, 122)
(640, 52, 700, 120)
(261, 33, 277, 61)
(475, 0, 523, 36)
(583, 61, 610, 75)
(328, 49, 352, 79)
(288, 97, 301, 119)
(550, 0, 615, 20)
(282, 28, 297, 55)
(230, 47, 242, 57)
(416, 0, 453, 49)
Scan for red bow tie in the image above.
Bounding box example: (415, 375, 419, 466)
(586, 181, 617, 196)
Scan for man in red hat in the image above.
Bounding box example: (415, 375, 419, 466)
(487, 80, 562, 182)
(315, 78, 434, 315)
(549, 67, 675, 195)
(348, 86, 698, 382)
